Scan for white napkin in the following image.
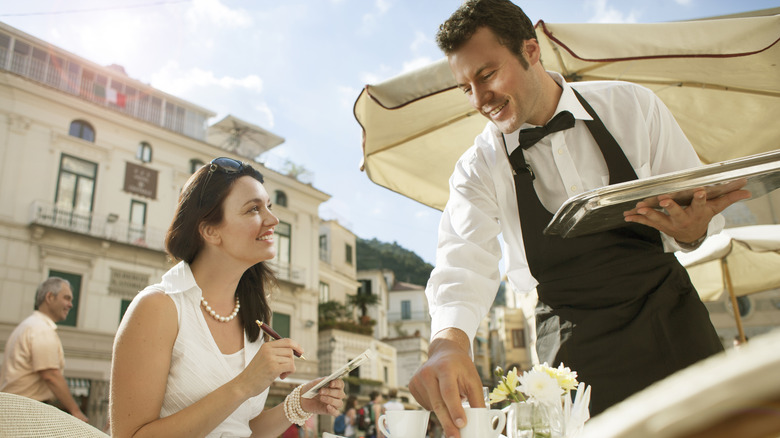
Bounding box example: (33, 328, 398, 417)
(565, 382, 591, 437)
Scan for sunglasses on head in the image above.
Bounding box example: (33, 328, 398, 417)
(198, 157, 264, 208)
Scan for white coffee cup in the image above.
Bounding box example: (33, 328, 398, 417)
(377, 409, 430, 438)
(459, 407, 507, 438)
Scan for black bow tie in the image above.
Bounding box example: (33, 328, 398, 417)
(518, 111, 575, 150)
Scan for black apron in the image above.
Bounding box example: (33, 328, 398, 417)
(505, 89, 723, 415)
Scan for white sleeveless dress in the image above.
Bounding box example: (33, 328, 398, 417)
(149, 261, 268, 438)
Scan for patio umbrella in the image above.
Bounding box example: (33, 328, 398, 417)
(675, 224, 780, 343)
(354, 11, 780, 211)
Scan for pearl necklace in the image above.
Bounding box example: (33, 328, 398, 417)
(200, 296, 240, 322)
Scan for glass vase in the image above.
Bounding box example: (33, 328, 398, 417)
(507, 400, 562, 438)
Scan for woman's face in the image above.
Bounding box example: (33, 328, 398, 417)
(211, 175, 279, 265)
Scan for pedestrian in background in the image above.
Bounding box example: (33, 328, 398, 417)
(0, 277, 88, 422)
(383, 388, 404, 412)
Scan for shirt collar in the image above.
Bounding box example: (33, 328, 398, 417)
(503, 71, 592, 148)
(160, 261, 200, 296)
(33, 310, 57, 330)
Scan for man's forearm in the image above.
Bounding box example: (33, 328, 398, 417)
(40, 369, 83, 414)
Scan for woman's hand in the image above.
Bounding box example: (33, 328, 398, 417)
(240, 338, 302, 397)
(300, 377, 346, 416)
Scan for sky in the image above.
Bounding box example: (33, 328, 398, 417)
(1, 0, 775, 264)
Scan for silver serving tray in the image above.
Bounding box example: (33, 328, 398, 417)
(544, 149, 780, 238)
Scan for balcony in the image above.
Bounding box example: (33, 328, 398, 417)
(387, 310, 429, 323)
(29, 200, 165, 251)
(266, 260, 306, 286)
(0, 29, 211, 141)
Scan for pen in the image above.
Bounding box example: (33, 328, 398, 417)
(256, 320, 306, 360)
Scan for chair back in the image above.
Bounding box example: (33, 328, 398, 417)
(0, 392, 109, 437)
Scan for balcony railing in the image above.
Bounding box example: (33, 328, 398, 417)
(266, 260, 306, 286)
(387, 310, 429, 323)
(29, 200, 165, 251)
(0, 32, 210, 141)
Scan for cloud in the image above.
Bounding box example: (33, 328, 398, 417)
(415, 209, 434, 219)
(253, 102, 275, 129)
(339, 85, 361, 109)
(586, 0, 639, 23)
(401, 56, 434, 74)
(359, 0, 393, 35)
(375, 0, 392, 14)
(410, 31, 432, 53)
(150, 61, 264, 95)
(185, 0, 252, 29)
(673, 0, 693, 4)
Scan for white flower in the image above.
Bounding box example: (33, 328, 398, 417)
(534, 362, 579, 393)
(518, 368, 562, 405)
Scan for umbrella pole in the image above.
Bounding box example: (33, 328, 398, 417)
(722, 258, 747, 344)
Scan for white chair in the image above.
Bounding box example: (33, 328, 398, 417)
(0, 392, 109, 437)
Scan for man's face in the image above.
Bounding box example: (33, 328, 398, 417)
(47, 285, 74, 322)
(449, 27, 542, 134)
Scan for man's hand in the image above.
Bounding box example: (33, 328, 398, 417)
(408, 328, 484, 438)
(71, 408, 89, 423)
(624, 188, 751, 244)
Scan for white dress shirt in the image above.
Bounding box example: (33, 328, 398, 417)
(427, 71, 724, 344)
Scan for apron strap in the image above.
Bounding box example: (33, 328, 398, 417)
(572, 88, 637, 185)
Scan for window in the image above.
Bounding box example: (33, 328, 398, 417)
(274, 222, 291, 264)
(136, 142, 152, 163)
(55, 154, 97, 231)
(190, 158, 205, 173)
(275, 190, 288, 208)
(319, 282, 330, 303)
(68, 120, 95, 142)
(10, 40, 30, 75)
(401, 300, 412, 320)
(512, 329, 526, 348)
(129, 200, 147, 244)
(164, 102, 185, 132)
(319, 234, 328, 262)
(359, 279, 371, 296)
(345, 244, 353, 265)
(271, 312, 291, 339)
(349, 359, 360, 378)
(384, 366, 389, 383)
(120, 299, 132, 323)
(49, 270, 81, 327)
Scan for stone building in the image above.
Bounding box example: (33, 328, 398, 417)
(0, 21, 326, 429)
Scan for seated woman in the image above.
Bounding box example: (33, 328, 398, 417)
(110, 157, 345, 437)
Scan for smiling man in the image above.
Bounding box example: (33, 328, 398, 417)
(0, 277, 88, 422)
(407, 1, 750, 437)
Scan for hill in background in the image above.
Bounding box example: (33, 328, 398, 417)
(356, 238, 434, 286)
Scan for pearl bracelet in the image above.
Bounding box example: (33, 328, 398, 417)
(283, 383, 312, 426)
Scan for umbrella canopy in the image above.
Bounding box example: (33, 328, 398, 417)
(675, 224, 780, 343)
(676, 224, 780, 301)
(354, 12, 780, 211)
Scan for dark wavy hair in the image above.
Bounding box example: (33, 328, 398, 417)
(165, 159, 275, 342)
(436, 0, 537, 69)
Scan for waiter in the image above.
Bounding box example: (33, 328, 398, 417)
(407, 1, 751, 438)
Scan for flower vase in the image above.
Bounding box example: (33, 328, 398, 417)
(508, 400, 563, 438)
